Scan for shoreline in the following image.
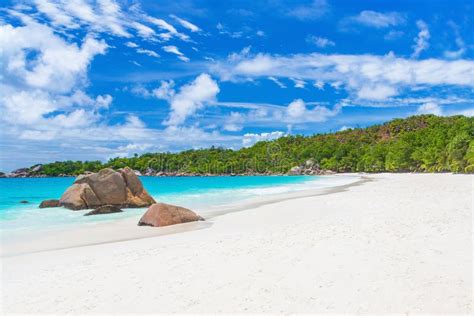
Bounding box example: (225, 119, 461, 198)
(1, 174, 365, 257)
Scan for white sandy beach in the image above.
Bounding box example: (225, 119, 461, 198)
(1, 173, 472, 313)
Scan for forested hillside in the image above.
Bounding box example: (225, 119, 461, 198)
(18, 115, 474, 176)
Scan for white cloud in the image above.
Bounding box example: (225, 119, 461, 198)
(268, 76, 287, 88)
(125, 41, 138, 48)
(285, 99, 340, 122)
(170, 14, 201, 32)
(0, 18, 108, 130)
(454, 108, 474, 117)
(162, 45, 189, 62)
(306, 35, 335, 48)
(411, 20, 430, 58)
(349, 10, 405, 28)
(290, 78, 306, 88)
(152, 81, 176, 100)
(223, 112, 244, 131)
(131, 22, 155, 38)
(163, 74, 220, 126)
(444, 22, 466, 59)
(417, 102, 442, 115)
(136, 48, 160, 58)
(33, 0, 130, 37)
(147, 16, 189, 41)
(313, 80, 325, 90)
(357, 84, 398, 100)
(34, 0, 78, 29)
(384, 30, 404, 40)
(0, 10, 170, 166)
(415, 102, 473, 117)
(95, 94, 113, 109)
(113, 143, 154, 157)
(242, 131, 285, 147)
(1, 20, 107, 93)
(339, 126, 352, 131)
(287, 0, 329, 21)
(17, 0, 199, 45)
(287, 99, 306, 118)
(211, 51, 474, 101)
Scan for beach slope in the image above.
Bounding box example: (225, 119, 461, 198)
(2, 173, 472, 313)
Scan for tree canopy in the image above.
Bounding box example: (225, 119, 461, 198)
(26, 115, 474, 176)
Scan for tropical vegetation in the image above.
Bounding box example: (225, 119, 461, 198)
(21, 115, 474, 176)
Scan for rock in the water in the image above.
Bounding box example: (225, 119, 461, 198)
(138, 203, 204, 227)
(19, 200, 29, 204)
(39, 199, 60, 208)
(84, 205, 123, 216)
(59, 167, 155, 210)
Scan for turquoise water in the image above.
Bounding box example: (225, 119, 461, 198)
(0, 175, 355, 232)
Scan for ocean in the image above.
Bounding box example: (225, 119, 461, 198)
(0, 175, 358, 232)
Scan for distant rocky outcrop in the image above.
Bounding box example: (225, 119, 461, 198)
(84, 205, 123, 216)
(59, 167, 156, 210)
(288, 159, 335, 175)
(39, 199, 60, 208)
(9, 168, 30, 178)
(7, 165, 43, 178)
(138, 203, 204, 227)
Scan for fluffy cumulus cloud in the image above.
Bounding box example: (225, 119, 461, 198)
(285, 99, 340, 122)
(417, 102, 442, 115)
(287, 99, 307, 118)
(157, 74, 220, 126)
(0, 17, 109, 134)
(211, 51, 474, 101)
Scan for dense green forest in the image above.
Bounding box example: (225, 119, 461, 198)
(22, 115, 474, 176)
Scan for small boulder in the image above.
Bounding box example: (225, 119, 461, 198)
(84, 205, 123, 216)
(39, 199, 60, 208)
(19, 200, 29, 204)
(138, 203, 204, 227)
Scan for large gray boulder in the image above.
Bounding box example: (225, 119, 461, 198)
(138, 203, 204, 227)
(59, 168, 155, 210)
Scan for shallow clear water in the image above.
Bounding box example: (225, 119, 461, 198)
(0, 175, 356, 232)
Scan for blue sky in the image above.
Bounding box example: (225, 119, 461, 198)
(0, 0, 473, 171)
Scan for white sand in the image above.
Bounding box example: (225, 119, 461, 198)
(1, 173, 472, 313)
